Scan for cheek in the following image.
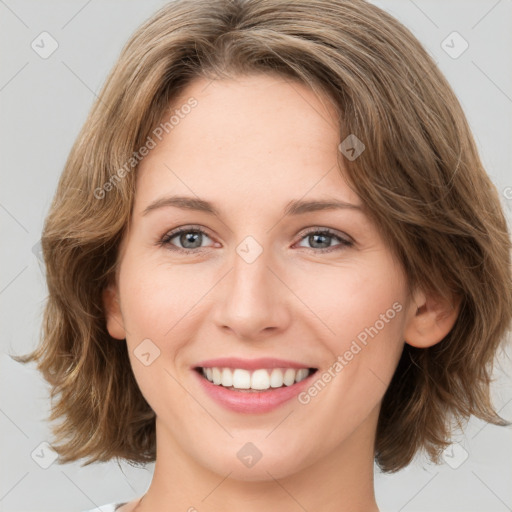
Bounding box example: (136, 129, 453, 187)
(118, 261, 193, 418)
(293, 256, 407, 422)
(118, 257, 219, 405)
(119, 257, 203, 338)
(291, 254, 406, 351)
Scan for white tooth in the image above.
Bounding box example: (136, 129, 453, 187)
(251, 369, 270, 390)
(269, 368, 284, 388)
(205, 366, 309, 389)
(221, 368, 233, 387)
(212, 367, 222, 385)
(295, 368, 309, 383)
(232, 369, 251, 389)
(283, 368, 296, 386)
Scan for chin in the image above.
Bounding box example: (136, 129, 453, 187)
(192, 440, 315, 482)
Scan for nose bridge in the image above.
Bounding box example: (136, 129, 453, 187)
(213, 235, 288, 339)
(230, 236, 275, 311)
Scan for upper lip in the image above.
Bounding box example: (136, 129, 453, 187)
(193, 357, 316, 371)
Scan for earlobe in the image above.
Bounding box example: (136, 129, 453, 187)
(102, 284, 126, 340)
(404, 287, 461, 348)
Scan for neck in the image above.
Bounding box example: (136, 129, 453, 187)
(136, 409, 380, 512)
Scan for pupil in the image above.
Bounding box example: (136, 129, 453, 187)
(182, 232, 201, 248)
(311, 234, 329, 248)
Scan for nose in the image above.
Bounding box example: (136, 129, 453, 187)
(212, 243, 291, 342)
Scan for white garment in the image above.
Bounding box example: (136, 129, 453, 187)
(82, 503, 125, 512)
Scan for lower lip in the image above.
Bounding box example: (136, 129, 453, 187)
(193, 369, 317, 414)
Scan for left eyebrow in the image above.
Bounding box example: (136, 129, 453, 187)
(283, 198, 364, 216)
(142, 195, 365, 217)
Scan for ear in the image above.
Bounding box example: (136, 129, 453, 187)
(403, 287, 461, 348)
(102, 283, 126, 340)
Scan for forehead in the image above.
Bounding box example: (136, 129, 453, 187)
(135, 73, 360, 212)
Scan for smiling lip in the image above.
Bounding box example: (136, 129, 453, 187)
(192, 357, 318, 414)
(193, 357, 313, 370)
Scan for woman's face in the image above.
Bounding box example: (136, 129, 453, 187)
(105, 73, 420, 481)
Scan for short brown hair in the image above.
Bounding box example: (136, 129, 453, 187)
(15, 0, 512, 472)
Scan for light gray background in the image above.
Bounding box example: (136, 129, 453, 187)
(1, 1, 511, 511)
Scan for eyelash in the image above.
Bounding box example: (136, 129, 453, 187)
(158, 225, 354, 254)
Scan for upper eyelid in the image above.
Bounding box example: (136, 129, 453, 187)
(161, 225, 352, 246)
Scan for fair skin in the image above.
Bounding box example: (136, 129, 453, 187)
(103, 73, 459, 512)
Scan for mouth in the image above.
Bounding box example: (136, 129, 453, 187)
(193, 366, 318, 392)
(191, 357, 320, 413)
